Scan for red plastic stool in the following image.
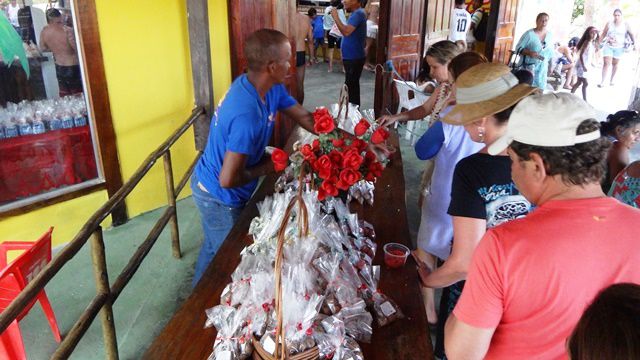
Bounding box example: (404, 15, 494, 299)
(0, 228, 61, 359)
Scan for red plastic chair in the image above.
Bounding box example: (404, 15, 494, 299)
(0, 228, 61, 360)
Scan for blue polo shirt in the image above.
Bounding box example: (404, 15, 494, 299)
(194, 74, 296, 207)
(341, 8, 367, 60)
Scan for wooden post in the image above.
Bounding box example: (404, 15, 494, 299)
(187, 0, 214, 151)
(163, 150, 181, 259)
(90, 227, 119, 360)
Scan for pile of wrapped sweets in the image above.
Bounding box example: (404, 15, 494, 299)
(204, 190, 404, 360)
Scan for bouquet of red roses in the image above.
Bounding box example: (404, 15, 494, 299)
(272, 108, 389, 201)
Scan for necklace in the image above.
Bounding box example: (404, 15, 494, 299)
(429, 82, 452, 126)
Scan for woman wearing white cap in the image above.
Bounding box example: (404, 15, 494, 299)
(418, 62, 536, 359)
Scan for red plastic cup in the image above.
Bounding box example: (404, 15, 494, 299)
(383, 243, 409, 268)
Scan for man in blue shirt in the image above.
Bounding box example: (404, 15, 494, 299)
(191, 29, 315, 287)
(331, 0, 367, 106)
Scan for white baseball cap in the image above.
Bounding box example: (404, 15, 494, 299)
(488, 93, 601, 155)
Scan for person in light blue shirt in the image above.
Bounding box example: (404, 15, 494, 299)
(515, 13, 553, 90)
(191, 29, 315, 287)
(331, 0, 367, 106)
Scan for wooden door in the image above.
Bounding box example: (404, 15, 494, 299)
(424, 0, 455, 47)
(227, 0, 298, 147)
(374, 0, 427, 116)
(486, 0, 519, 63)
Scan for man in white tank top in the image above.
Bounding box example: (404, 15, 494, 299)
(599, 9, 636, 87)
(449, 0, 471, 50)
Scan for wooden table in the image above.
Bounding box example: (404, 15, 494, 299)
(144, 133, 433, 359)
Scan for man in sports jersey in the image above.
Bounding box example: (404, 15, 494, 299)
(449, 0, 471, 50)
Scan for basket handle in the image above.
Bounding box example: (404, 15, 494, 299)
(273, 167, 310, 360)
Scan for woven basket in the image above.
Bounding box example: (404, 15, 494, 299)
(253, 167, 319, 360)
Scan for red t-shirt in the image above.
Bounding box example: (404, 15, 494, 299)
(453, 197, 640, 359)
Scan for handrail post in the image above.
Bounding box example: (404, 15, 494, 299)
(90, 227, 119, 360)
(163, 150, 181, 259)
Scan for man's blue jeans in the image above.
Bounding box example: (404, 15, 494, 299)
(191, 174, 243, 287)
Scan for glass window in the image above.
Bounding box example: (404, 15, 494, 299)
(0, 0, 102, 210)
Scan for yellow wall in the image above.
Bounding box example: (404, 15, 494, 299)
(0, 191, 109, 248)
(0, 1, 233, 247)
(210, 0, 233, 103)
(96, 0, 196, 217)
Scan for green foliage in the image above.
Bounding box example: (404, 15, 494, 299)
(572, 0, 584, 22)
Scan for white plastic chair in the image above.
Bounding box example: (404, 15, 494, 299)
(393, 79, 432, 142)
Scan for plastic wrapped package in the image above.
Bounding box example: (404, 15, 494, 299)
(348, 181, 375, 206)
(313, 253, 363, 311)
(205, 305, 253, 360)
(258, 289, 323, 356)
(220, 254, 273, 307)
(243, 271, 276, 338)
(359, 265, 405, 327)
(245, 192, 295, 255)
(283, 293, 323, 355)
(335, 300, 373, 343)
(316, 316, 364, 360)
(329, 103, 364, 136)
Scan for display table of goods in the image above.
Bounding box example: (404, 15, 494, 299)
(143, 103, 433, 360)
(0, 96, 96, 204)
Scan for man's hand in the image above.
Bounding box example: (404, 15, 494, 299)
(330, 7, 338, 20)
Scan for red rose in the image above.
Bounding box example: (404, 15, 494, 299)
(315, 155, 334, 179)
(364, 150, 377, 163)
(314, 114, 335, 134)
(354, 119, 370, 137)
(301, 144, 313, 157)
(368, 161, 384, 177)
(371, 128, 390, 144)
(365, 172, 376, 181)
(312, 139, 321, 151)
(300, 144, 316, 162)
(271, 148, 288, 172)
(342, 149, 364, 170)
(351, 138, 368, 152)
(328, 150, 344, 166)
(320, 179, 339, 197)
(314, 108, 330, 118)
(332, 138, 345, 148)
(337, 168, 361, 190)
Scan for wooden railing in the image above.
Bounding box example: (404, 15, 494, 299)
(0, 106, 205, 359)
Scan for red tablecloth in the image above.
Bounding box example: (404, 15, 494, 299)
(0, 126, 98, 205)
